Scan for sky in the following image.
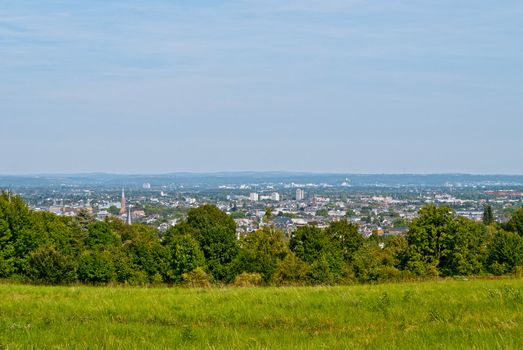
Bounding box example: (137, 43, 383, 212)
(1, 0, 522, 174)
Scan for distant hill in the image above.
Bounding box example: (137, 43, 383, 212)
(1, 172, 522, 188)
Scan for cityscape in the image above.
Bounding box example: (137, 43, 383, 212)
(5, 173, 523, 238)
(2, 0, 522, 348)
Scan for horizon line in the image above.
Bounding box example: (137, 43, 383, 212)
(1, 171, 523, 177)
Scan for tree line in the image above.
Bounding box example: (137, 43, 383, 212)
(1, 192, 522, 286)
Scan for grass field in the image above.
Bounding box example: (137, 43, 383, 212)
(0, 279, 522, 349)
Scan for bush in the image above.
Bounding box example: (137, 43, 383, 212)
(0, 248, 15, 278)
(182, 267, 211, 288)
(166, 234, 205, 283)
(272, 253, 309, 286)
(126, 270, 150, 286)
(110, 250, 135, 283)
(367, 266, 402, 283)
(77, 251, 115, 284)
(235, 227, 290, 283)
(308, 255, 335, 285)
(233, 272, 263, 287)
(487, 230, 523, 275)
(27, 245, 77, 284)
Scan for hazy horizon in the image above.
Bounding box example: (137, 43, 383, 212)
(2, 1, 522, 174)
(2, 171, 523, 177)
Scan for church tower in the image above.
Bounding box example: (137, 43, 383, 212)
(126, 205, 132, 225)
(119, 188, 126, 215)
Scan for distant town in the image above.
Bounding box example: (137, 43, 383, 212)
(3, 173, 522, 238)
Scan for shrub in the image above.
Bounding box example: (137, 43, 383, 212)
(367, 265, 402, 283)
(308, 255, 335, 285)
(487, 230, 523, 275)
(233, 272, 263, 287)
(272, 253, 309, 286)
(77, 251, 115, 284)
(182, 267, 211, 288)
(127, 270, 150, 286)
(234, 227, 289, 283)
(166, 234, 205, 283)
(27, 245, 77, 284)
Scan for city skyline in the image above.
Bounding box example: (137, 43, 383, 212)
(1, 1, 522, 174)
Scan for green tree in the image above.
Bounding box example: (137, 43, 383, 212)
(31, 212, 76, 254)
(272, 252, 310, 285)
(308, 255, 336, 284)
(229, 211, 246, 219)
(316, 209, 329, 217)
(74, 208, 95, 232)
(166, 234, 205, 283)
(85, 221, 120, 250)
(401, 205, 487, 276)
(483, 205, 494, 225)
(486, 229, 523, 274)
(184, 205, 238, 282)
(110, 248, 139, 284)
(27, 244, 77, 284)
(163, 221, 198, 246)
(77, 251, 115, 284)
(0, 193, 45, 275)
(506, 207, 523, 236)
(352, 240, 401, 283)
(264, 207, 273, 222)
(107, 205, 120, 216)
(325, 220, 363, 263)
(290, 225, 345, 283)
(438, 217, 486, 275)
(234, 226, 289, 283)
(0, 206, 15, 277)
(122, 225, 167, 283)
(400, 205, 455, 276)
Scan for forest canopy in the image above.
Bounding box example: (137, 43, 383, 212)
(1, 192, 522, 286)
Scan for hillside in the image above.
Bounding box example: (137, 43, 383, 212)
(1, 279, 522, 349)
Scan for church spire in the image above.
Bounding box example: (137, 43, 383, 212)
(119, 188, 126, 215)
(126, 205, 132, 225)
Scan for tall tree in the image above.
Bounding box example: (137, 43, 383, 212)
(235, 226, 289, 283)
(85, 221, 120, 250)
(483, 205, 494, 225)
(290, 225, 345, 283)
(0, 206, 15, 277)
(486, 229, 523, 274)
(401, 205, 487, 276)
(166, 234, 204, 283)
(400, 205, 455, 276)
(184, 204, 238, 282)
(439, 217, 486, 275)
(507, 207, 523, 236)
(325, 220, 363, 263)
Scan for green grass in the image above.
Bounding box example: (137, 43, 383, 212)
(0, 279, 522, 349)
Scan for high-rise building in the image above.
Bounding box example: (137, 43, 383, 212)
(142, 182, 151, 189)
(119, 188, 126, 215)
(271, 192, 280, 201)
(295, 188, 305, 201)
(249, 192, 259, 201)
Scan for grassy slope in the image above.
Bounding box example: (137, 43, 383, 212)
(0, 279, 522, 349)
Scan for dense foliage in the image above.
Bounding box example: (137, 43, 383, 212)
(1, 192, 522, 286)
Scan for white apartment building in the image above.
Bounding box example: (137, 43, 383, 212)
(296, 188, 305, 201)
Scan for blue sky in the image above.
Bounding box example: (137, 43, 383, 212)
(1, 0, 522, 174)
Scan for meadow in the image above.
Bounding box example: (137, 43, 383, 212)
(0, 279, 522, 349)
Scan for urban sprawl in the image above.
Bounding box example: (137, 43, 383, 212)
(11, 175, 523, 239)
